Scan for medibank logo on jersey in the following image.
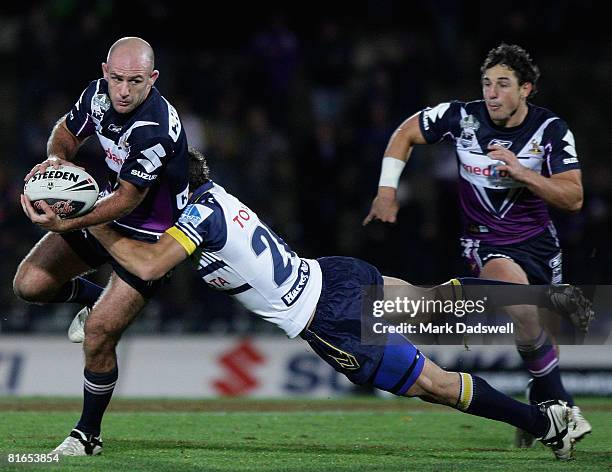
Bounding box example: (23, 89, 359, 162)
(105, 148, 124, 166)
(462, 163, 509, 178)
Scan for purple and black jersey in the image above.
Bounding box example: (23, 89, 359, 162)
(65, 79, 189, 239)
(419, 101, 580, 245)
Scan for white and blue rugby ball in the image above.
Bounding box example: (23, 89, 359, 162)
(24, 165, 99, 219)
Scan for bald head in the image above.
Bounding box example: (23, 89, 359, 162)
(107, 37, 155, 71)
(102, 37, 159, 114)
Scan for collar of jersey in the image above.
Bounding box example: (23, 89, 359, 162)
(192, 181, 215, 203)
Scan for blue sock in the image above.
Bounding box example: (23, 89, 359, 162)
(456, 373, 548, 437)
(76, 367, 118, 437)
(517, 331, 574, 406)
(50, 277, 103, 306)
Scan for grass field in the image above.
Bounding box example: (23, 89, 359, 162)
(0, 397, 610, 471)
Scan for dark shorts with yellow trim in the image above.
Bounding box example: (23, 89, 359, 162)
(300, 257, 425, 394)
(61, 226, 171, 299)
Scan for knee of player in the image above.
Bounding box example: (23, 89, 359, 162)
(12, 266, 45, 302)
(84, 319, 120, 346)
(505, 304, 539, 321)
(12, 276, 26, 301)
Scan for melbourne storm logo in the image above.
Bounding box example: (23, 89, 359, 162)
(459, 115, 480, 148)
(91, 94, 111, 120)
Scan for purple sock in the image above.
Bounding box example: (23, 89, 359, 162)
(517, 331, 574, 406)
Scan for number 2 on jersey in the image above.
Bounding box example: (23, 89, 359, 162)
(251, 225, 294, 286)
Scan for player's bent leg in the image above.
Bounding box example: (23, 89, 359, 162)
(369, 333, 461, 407)
(399, 359, 574, 460)
(402, 358, 460, 406)
(481, 258, 581, 447)
(54, 273, 147, 456)
(481, 258, 541, 341)
(13, 232, 92, 303)
(482, 257, 545, 450)
(381, 276, 434, 323)
(367, 333, 573, 460)
(83, 272, 147, 371)
(538, 308, 561, 348)
(381, 274, 585, 328)
(370, 333, 427, 397)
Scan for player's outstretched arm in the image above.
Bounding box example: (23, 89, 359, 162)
(89, 225, 188, 281)
(363, 112, 427, 225)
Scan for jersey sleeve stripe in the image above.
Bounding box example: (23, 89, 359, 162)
(165, 226, 197, 255)
(201, 252, 221, 264)
(75, 115, 92, 137)
(224, 283, 253, 295)
(197, 260, 228, 277)
(176, 222, 203, 245)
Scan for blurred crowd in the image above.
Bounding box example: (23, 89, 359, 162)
(1, 1, 611, 334)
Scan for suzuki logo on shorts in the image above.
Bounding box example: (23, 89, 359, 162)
(213, 340, 265, 396)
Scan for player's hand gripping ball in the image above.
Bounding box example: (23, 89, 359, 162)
(23, 165, 99, 218)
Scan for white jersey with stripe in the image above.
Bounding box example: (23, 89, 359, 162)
(166, 181, 322, 338)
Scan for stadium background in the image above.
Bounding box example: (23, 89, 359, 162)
(0, 2, 611, 398)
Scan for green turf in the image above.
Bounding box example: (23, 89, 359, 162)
(0, 397, 610, 471)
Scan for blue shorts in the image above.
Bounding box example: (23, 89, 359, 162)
(301, 256, 425, 394)
(461, 224, 562, 284)
(61, 227, 171, 299)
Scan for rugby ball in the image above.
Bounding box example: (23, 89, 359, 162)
(24, 165, 99, 218)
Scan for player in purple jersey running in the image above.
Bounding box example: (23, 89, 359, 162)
(363, 43, 591, 446)
(15, 37, 189, 455)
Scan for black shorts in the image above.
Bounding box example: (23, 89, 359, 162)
(300, 256, 385, 385)
(61, 227, 170, 299)
(460, 224, 562, 284)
